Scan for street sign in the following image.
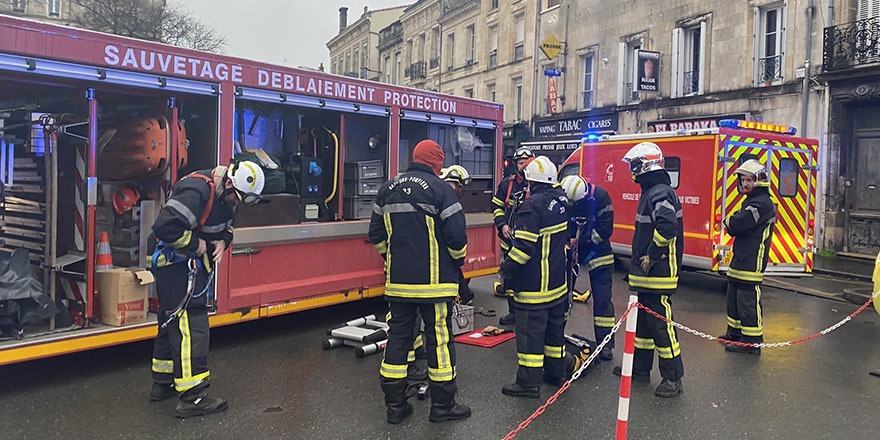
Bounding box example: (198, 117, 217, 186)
(544, 68, 562, 77)
(539, 34, 563, 61)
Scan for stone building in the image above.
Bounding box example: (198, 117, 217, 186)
(326, 5, 408, 80)
(0, 0, 78, 24)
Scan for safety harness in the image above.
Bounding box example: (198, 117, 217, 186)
(153, 172, 218, 329)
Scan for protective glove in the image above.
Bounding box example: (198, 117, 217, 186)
(639, 255, 656, 274)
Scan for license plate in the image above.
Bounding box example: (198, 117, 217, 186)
(722, 252, 733, 266)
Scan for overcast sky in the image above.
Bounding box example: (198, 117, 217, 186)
(179, 0, 410, 68)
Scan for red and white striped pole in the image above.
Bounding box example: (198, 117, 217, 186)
(616, 295, 639, 440)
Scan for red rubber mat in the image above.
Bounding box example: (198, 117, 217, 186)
(454, 328, 516, 347)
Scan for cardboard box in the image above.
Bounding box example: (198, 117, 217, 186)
(95, 268, 154, 326)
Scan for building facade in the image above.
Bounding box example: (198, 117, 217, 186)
(0, 0, 78, 24)
(327, 5, 408, 80)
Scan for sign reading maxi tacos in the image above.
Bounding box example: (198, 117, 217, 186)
(99, 43, 469, 115)
(533, 112, 619, 137)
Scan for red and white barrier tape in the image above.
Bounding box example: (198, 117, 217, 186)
(503, 290, 880, 439)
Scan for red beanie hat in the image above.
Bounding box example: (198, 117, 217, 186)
(413, 140, 444, 176)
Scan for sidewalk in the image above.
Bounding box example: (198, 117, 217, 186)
(813, 254, 875, 281)
(762, 274, 872, 304)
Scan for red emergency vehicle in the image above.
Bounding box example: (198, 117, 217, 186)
(559, 120, 819, 275)
(0, 16, 503, 365)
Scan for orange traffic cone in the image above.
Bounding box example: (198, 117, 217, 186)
(96, 232, 113, 271)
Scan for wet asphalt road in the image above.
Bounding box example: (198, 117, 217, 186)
(1, 270, 879, 440)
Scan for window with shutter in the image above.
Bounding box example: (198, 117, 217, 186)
(858, 0, 880, 20)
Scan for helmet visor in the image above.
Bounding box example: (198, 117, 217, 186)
(235, 189, 263, 206)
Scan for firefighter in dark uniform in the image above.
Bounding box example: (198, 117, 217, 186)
(441, 165, 475, 305)
(369, 140, 471, 424)
(615, 142, 684, 398)
(149, 161, 265, 417)
(720, 159, 776, 354)
(561, 175, 616, 361)
(491, 147, 534, 326)
(499, 156, 579, 398)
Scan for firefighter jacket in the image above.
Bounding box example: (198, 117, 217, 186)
(724, 187, 776, 284)
(568, 183, 614, 271)
(627, 170, 684, 294)
(369, 163, 468, 303)
(491, 173, 529, 250)
(499, 184, 569, 309)
(152, 168, 235, 263)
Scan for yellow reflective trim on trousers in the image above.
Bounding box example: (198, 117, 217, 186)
(428, 366, 456, 382)
(509, 247, 531, 264)
(494, 209, 505, 218)
(169, 230, 192, 249)
(407, 351, 416, 363)
(594, 316, 616, 327)
(755, 285, 763, 335)
(727, 316, 742, 328)
(414, 334, 424, 349)
(448, 244, 467, 260)
(518, 353, 544, 368)
(384, 283, 459, 299)
(380, 362, 408, 379)
(627, 275, 679, 290)
(544, 345, 564, 358)
(653, 229, 671, 247)
(727, 268, 764, 282)
(434, 303, 452, 377)
(383, 212, 393, 277)
(514, 283, 567, 304)
(541, 233, 551, 291)
(174, 371, 209, 391)
(669, 237, 678, 278)
(514, 230, 539, 242)
(179, 310, 191, 385)
(660, 295, 681, 359)
(151, 358, 173, 374)
(539, 221, 568, 235)
(492, 196, 505, 207)
(586, 254, 615, 271)
(634, 337, 655, 350)
(427, 216, 439, 284)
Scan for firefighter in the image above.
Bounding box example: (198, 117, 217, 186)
(614, 142, 684, 398)
(719, 159, 776, 354)
(499, 156, 578, 398)
(492, 147, 534, 326)
(149, 160, 265, 417)
(441, 165, 475, 305)
(561, 175, 616, 361)
(369, 140, 471, 424)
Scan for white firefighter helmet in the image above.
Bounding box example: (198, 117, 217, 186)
(733, 159, 769, 192)
(523, 156, 558, 185)
(622, 142, 665, 177)
(227, 160, 265, 206)
(439, 165, 472, 186)
(560, 175, 589, 202)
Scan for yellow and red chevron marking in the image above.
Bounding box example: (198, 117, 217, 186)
(720, 139, 767, 251)
(769, 147, 810, 265)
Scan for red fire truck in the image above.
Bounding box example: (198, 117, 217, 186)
(0, 16, 503, 365)
(559, 120, 819, 274)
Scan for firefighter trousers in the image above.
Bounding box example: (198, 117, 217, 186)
(588, 265, 615, 348)
(380, 301, 457, 404)
(499, 243, 517, 316)
(385, 308, 425, 363)
(151, 261, 211, 396)
(726, 281, 764, 343)
(514, 299, 570, 387)
(633, 293, 684, 381)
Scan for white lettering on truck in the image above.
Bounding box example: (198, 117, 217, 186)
(103, 44, 242, 83)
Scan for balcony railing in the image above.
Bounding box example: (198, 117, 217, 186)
(410, 61, 426, 80)
(683, 70, 700, 95)
(758, 55, 782, 84)
(824, 17, 880, 71)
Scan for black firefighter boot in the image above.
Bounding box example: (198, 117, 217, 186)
(381, 379, 413, 424)
(175, 387, 228, 418)
(654, 378, 683, 398)
(149, 383, 178, 402)
(429, 400, 471, 423)
(501, 382, 540, 398)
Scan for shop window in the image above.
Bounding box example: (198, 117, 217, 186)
(665, 156, 681, 189)
(778, 158, 799, 197)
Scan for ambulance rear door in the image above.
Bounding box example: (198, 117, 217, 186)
(766, 141, 813, 272)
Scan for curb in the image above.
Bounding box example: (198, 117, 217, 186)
(842, 287, 873, 305)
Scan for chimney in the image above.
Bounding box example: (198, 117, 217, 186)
(363, 6, 369, 15)
(339, 7, 349, 33)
